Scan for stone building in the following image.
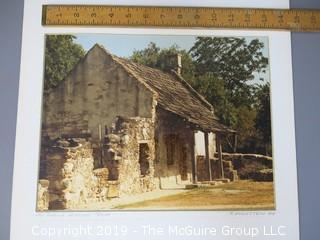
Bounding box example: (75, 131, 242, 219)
(39, 44, 236, 209)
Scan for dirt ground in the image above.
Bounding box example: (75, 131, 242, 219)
(115, 180, 275, 211)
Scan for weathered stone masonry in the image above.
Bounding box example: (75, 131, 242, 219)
(103, 116, 157, 196)
(39, 139, 108, 210)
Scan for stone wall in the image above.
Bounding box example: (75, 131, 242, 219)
(39, 114, 160, 209)
(217, 153, 273, 181)
(197, 153, 272, 182)
(39, 138, 108, 210)
(103, 116, 157, 196)
(93, 168, 109, 201)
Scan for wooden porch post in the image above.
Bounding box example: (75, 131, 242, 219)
(217, 133, 225, 179)
(204, 132, 212, 181)
(192, 131, 198, 184)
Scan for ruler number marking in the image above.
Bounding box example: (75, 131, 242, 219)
(43, 5, 320, 31)
(228, 13, 234, 23)
(261, 14, 267, 24)
(211, 12, 217, 22)
(245, 13, 251, 24)
(278, 12, 284, 25)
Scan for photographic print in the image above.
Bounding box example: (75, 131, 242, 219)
(37, 34, 274, 211)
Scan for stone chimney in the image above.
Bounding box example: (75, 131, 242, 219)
(166, 53, 182, 75)
(176, 53, 182, 75)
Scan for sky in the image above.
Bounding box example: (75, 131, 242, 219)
(74, 34, 270, 84)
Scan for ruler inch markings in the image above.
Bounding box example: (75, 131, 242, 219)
(42, 5, 320, 31)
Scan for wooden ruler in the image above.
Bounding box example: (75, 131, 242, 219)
(42, 5, 320, 32)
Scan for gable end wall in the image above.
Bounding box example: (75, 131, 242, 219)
(42, 46, 155, 143)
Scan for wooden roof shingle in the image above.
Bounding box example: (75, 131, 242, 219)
(97, 46, 233, 133)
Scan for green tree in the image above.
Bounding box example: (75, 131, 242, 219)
(234, 106, 258, 152)
(189, 37, 268, 91)
(130, 42, 196, 83)
(44, 35, 85, 90)
(130, 42, 160, 67)
(189, 37, 268, 111)
(191, 73, 237, 126)
(255, 83, 272, 155)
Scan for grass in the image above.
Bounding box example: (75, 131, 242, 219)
(115, 180, 275, 210)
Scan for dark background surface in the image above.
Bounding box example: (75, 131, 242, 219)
(0, 0, 319, 239)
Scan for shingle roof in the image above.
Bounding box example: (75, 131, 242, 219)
(95, 45, 233, 133)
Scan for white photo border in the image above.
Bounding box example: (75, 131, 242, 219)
(11, 0, 299, 239)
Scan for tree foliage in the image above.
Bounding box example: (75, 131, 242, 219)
(254, 83, 272, 155)
(44, 35, 85, 90)
(130, 42, 196, 81)
(189, 37, 268, 90)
